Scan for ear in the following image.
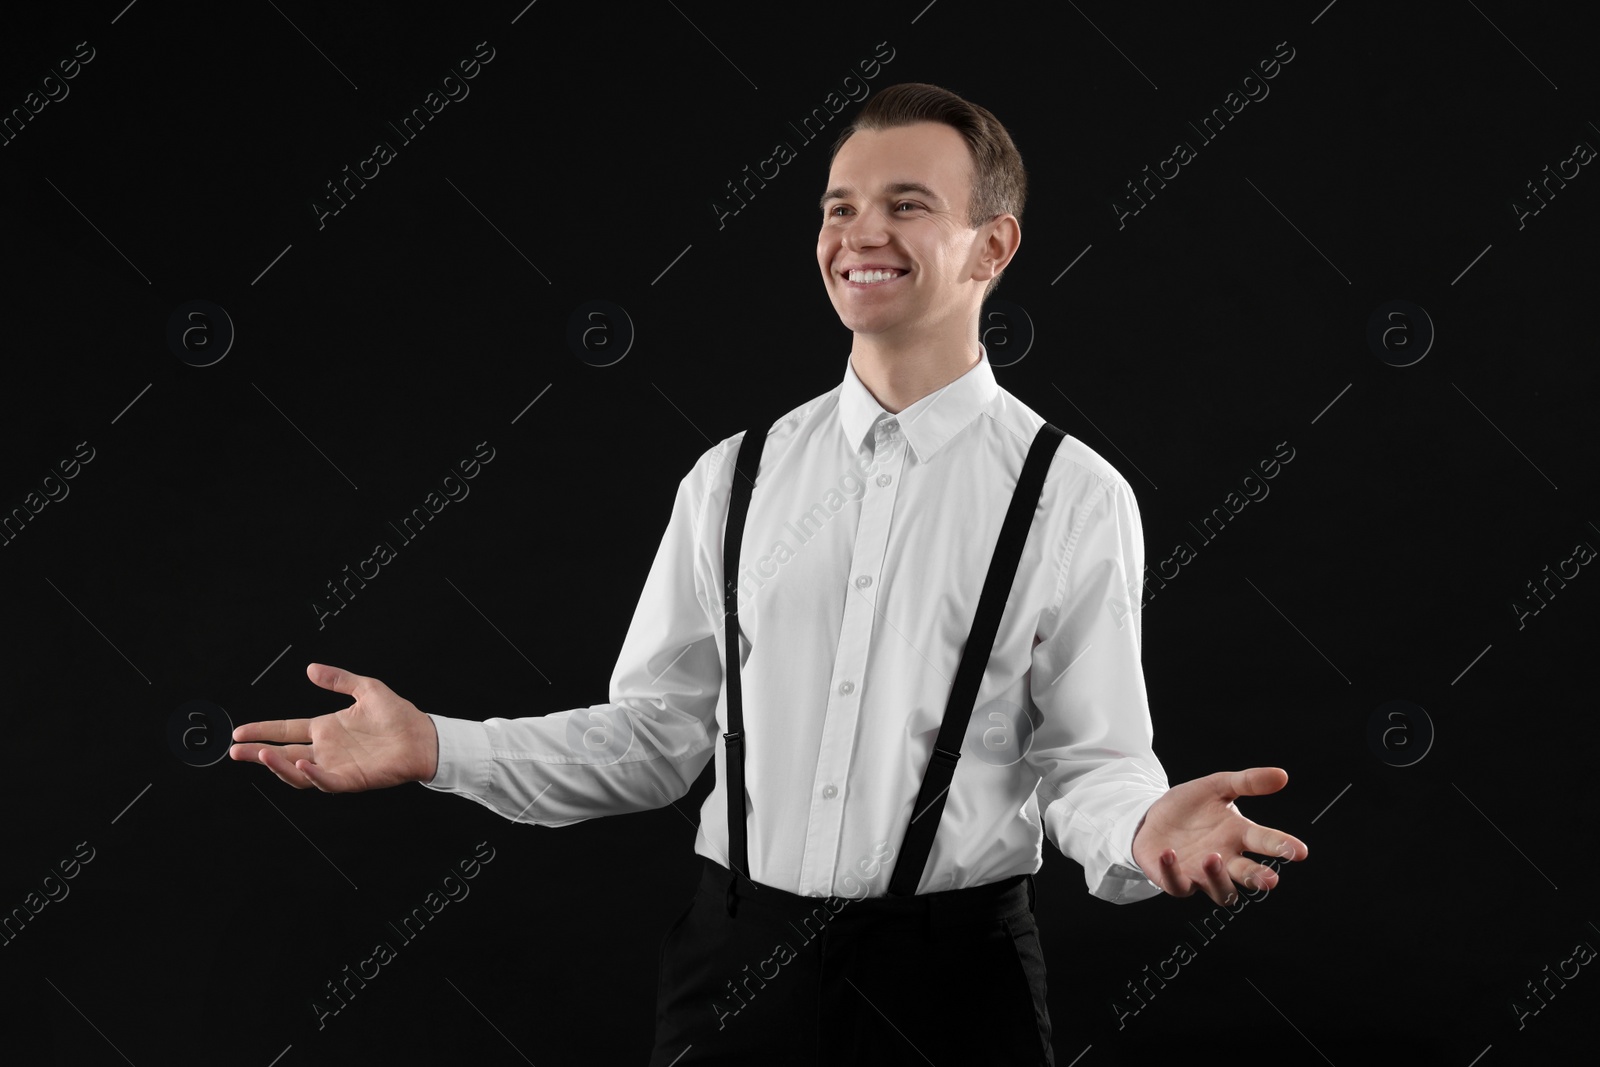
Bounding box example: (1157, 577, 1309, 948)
(974, 214, 1021, 283)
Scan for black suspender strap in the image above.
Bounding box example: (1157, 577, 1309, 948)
(722, 422, 771, 885)
(886, 421, 1066, 896)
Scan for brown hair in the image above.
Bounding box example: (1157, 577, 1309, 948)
(828, 82, 1026, 298)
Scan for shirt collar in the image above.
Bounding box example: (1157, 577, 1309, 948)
(838, 344, 1000, 464)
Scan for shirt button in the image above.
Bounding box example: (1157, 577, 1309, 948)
(822, 784, 838, 799)
(876, 473, 891, 486)
(855, 575, 872, 589)
(838, 680, 854, 695)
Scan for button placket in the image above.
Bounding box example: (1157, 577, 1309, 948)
(796, 417, 908, 894)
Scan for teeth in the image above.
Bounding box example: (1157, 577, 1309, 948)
(848, 269, 902, 283)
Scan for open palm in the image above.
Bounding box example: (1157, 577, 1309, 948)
(229, 663, 438, 792)
(1131, 767, 1308, 905)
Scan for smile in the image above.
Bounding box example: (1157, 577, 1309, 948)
(842, 268, 906, 286)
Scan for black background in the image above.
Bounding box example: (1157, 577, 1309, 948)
(2, 1, 1595, 1063)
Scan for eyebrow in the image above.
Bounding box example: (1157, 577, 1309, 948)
(818, 181, 944, 213)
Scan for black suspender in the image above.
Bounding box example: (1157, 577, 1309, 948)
(722, 423, 769, 885)
(721, 419, 1067, 896)
(887, 420, 1066, 894)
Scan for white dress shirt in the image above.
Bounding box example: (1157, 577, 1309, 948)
(423, 346, 1170, 902)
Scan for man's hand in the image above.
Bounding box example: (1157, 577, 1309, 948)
(229, 663, 440, 792)
(1130, 767, 1307, 906)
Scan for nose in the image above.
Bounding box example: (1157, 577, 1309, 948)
(842, 208, 889, 251)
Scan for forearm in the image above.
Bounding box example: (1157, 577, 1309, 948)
(420, 704, 715, 826)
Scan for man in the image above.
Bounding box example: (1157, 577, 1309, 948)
(231, 83, 1307, 1064)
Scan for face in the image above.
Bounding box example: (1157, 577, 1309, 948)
(817, 121, 1014, 344)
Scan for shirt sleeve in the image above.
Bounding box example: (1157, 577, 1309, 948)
(419, 442, 729, 827)
(1026, 471, 1169, 903)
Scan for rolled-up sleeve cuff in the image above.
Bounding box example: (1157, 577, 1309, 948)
(420, 714, 492, 793)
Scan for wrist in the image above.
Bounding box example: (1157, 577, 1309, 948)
(416, 712, 440, 784)
(1129, 798, 1160, 872)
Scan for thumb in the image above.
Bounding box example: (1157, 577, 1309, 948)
(1225, 766, 1289, 799)
(307, 662, 365, 697)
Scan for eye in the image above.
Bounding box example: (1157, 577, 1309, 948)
(824, 201, 922, 219)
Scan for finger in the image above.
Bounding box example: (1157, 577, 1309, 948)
(1219, 766, 1289, 801)
(1230, 856, 1281, 893)
(229, 741, 264, 762)
(231, 719, 315, 744)
(1198, 852, 1236, 906)
(1240, 822, 1309, 863)
(1151, 849, 1175, 893)
(1155, 849, 1193, 896)
(230, 741, 312, 764)
(256, 746, 315, 789)
(296, 758, 343, 793)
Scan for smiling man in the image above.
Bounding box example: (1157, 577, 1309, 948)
(231, 82, 1307, 1066)
(649, 81, 1308, 1066)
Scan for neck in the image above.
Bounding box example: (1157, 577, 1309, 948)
(849, 324, 981, 414)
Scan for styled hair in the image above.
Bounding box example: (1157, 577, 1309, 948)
(828, 82, 1026, 298)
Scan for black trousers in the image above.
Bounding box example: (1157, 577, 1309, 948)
(648, 855, 1055, 1066)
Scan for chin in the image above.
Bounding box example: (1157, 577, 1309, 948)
(835, 310, 882, 333)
